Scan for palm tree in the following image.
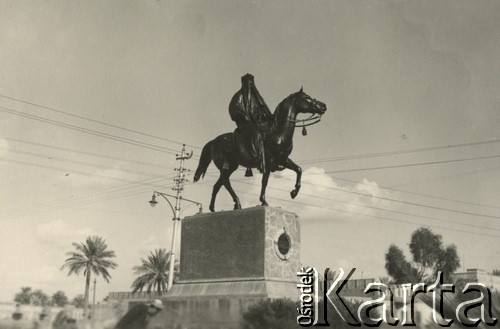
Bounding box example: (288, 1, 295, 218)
(31, 289, 49, 306)
(131, 248, 179, 294)
(14, 287, 33, 305)
(61, 235, 117, 316)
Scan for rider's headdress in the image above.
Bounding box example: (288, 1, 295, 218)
(241, 73, 254, 84)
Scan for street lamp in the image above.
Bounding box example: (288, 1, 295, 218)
(149, 194, 158, 207)
(149, 191, 202, 292)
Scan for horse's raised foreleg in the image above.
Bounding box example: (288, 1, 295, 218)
(210, 177, 224, 212)
(221, 173, 241, 210)
(284, 158, 302, 199)
(259, 171, 270, 206)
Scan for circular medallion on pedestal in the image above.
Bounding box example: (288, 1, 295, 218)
(273, 228, 291, 261)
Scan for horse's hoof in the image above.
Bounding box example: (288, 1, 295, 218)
(234, 204, 241, 210)
(209, 206, 215, 212)
(261, 201, 268, 207)
(290, 190, 298, 199)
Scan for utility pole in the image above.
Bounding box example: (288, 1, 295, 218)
(169, 144, 192, 291)
(149, 145, 200, 293)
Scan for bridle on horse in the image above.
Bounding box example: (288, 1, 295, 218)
(294, 113, 322, 136)
(283, 93, 324, 135)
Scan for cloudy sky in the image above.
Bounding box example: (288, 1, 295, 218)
(1, 0, 500, 302)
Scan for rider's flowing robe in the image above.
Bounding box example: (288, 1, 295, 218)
(228, 74, 272, 171)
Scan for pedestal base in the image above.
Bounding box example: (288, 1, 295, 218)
(146, 207, 301, 329)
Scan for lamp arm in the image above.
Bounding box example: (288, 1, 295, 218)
(154, 192, 176, 217)
(180, 196, 202, 207)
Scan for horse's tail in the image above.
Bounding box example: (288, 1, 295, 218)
(194, 140, 213, 182)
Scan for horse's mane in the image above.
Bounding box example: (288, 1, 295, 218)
(272, 90, 302, 117)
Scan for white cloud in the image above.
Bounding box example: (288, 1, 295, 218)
(239, 166, 399, 222)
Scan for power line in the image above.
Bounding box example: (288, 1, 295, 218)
(288, 185, 500, 232)
(300, 173, 500, 220)
(0, 144, 197, 219)
(330, 175, 500, 212)
(196, 163, 500, 221)
(0, 93, 201, 149)
(61, 178, 173, 209)
(1, 146, 181, 216)
(0, 157, 164, 186)
(1, 172, 177, 219)
(387, 164, 500, 190)
(5, 97, 499, 177)
(5, 93, 499, 169)
(5, 137, 167, 170)
(325, 154, 500, 174)
(194, 178, 500, 239)
(30, 179, 200, 222)
(196, 170, 500, 233)
(4, 93, 500, 227)
(298, 139, 500, 164)
(4, 147, 164, 179)
(3, 185, 170, 220)
(6, 152, 498, 239)
(221, 175, 500, 232)
(0, 105, 179, 154)
(18, 166, 492, 240)
(202, 168, 500, 222)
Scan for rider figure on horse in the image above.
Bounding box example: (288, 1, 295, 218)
(228, 73, 272, 173)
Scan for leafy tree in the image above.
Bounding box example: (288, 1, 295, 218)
(61, 236, 117, 316)
(409, 227, 442, 269)
(385, 227, 460, 284)
(435, 244, 461, 279)
(131, 248, 179, 293)
(52, 291, 69, 307)
(14, 287, 33, 304)
(31, 289, 49, 306)
(385, 245, 423, 283)
(72, 294, 85, 309)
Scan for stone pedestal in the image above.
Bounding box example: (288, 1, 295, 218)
(151, 206, 300, 329)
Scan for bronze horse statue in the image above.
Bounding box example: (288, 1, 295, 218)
(194, 88, 327, 212)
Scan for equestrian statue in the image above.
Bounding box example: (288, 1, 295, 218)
(194, 74, 327, 212)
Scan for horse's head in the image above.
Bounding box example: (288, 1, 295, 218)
(292, 87, 327, 116)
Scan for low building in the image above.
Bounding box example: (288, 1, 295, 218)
(450, 268, 500, 292)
